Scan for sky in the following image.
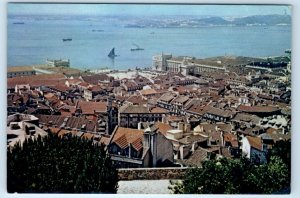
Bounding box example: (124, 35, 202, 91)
(8, 3, 291, 17)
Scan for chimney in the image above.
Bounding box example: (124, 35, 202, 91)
(185, 123, 191, 133)
(143, 127, 151, 149)
(215, 125, 219, 132)
(138, 122, 142, 130)
(174, 151, 178, 160)
(128, 143, 131, 158)
(178, 122, 184, 131)
(191, 142, 195, 153)
(200, 126, 204, 133)
(143, 127, 158, 167)
(162, 115, 167, 124)
(220, 131, 224, 147)
(185, 136, 190, 143)
(179, 146, 184, 160)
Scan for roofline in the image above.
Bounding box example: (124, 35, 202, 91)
(108, 125, 119, 145)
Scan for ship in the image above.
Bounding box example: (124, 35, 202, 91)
(13, 22, 25, 25)
(92, 29, 104, 32)
(108, 48, 119, 58)
(62, 38, 72, 42)
(130, 43, 144, 51)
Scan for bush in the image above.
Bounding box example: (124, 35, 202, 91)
(7, 133, 119, 193)
(170, 157, 289, 194)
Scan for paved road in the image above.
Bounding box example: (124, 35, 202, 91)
(117, 180, 172, 194)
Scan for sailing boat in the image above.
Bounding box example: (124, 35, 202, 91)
(108, 48, 119, 58)
(130, 43, 144, 51)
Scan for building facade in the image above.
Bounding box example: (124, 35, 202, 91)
(7, 67, 36, 78)
(46, 59, 70, 67)
(118, 105, 166, 129)
(108, 125, 174, 168)
(152, 53, 226, 76)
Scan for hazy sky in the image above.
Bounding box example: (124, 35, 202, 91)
(8, 3, 291, 17)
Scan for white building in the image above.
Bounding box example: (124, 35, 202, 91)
(7, 114, 47, 148)
(152, 53, 226, 76)
(241, 136, 267, 164)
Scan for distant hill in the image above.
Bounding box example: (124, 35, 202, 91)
(193, 16, 230, 25)
(232, 14, 291, 26)
(123, 14, 291, 28)
(193, 14, 291, 26)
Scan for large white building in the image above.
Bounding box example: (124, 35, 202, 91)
(46, 59, 70, 67)
(152, 53, 172, 71)
(152, 53, 226, 76)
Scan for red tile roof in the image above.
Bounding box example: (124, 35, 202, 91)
(126, 95, 147, 105)
(171, 95, 189, 104)
(66, 78, 82, 85)
(205, 106, 232, 117)
(81, 74, 113, 85)
(7, 74, 66, 88)
(114, 134, 128, 149)
(78, 101, 107, 114)
(8, 66, 34, 72)
(150, 107, 169, 113)
(247, 136, 263, 151)
(238, 105, 280, 113)
(82, 132, 95, 140)
(140, 89, 157, 96)
(120, 105, 149, 114)
(49, 84, 71, 92)
(49, 127, 61, 134)
(99, 136, 111, 146)
(154, 122, 173, 136)
(131, 137, 143, 151)
(223, 133, 238, 147)
(111, 127, 144, 151)
(159, 92, 177, 102)
(168, 115, 185, 122)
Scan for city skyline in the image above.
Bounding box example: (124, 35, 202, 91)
(6, 2, 293, 194)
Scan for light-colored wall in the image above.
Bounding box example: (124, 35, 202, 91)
(241, 137, 251, 159)
(83, 89, 92, 101)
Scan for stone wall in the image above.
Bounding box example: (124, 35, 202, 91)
(118, 167, 189, 180)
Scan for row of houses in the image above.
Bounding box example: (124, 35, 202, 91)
(7, 53, 291, 168)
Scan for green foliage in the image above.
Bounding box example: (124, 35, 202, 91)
(168, 180, 184, 194)
(7, 133, 119, 193)
(269, 140, 291, 171)
(171, 156, 289, 194)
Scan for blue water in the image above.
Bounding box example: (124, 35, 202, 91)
(8, 15, 291, 70)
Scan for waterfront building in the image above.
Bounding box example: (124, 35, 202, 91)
(7, 66, 36, 78)
(152, 53, 226, 76)
(46, 59, 70, 67)
(152, 53, 172, 71)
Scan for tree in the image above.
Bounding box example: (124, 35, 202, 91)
(7, 133, 119, 193)
(269, 139, 291, 171)
(170, 156, 289, 194)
